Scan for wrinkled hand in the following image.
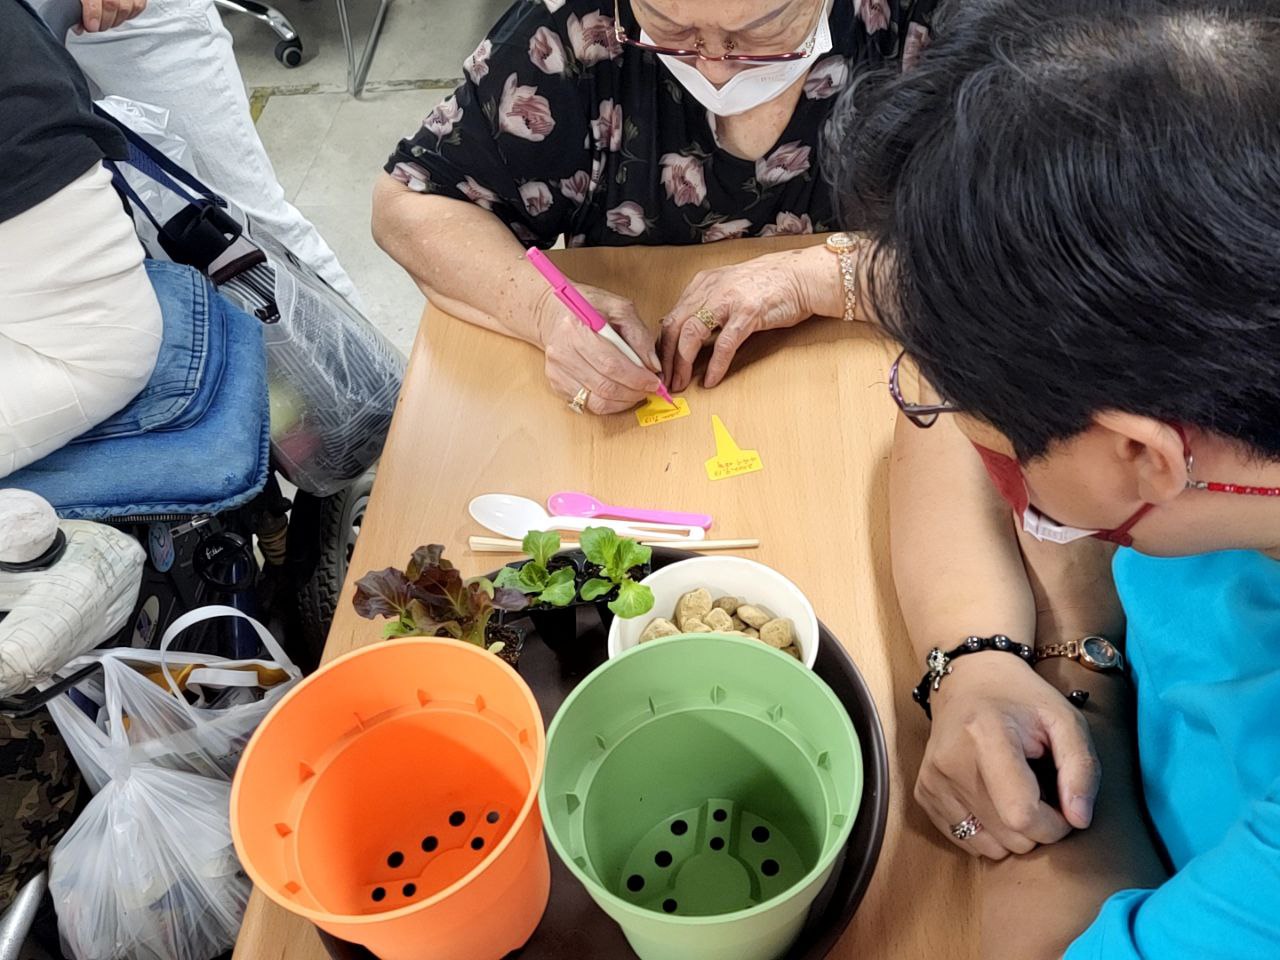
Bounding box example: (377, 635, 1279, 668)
(537, 283, 662, 415)
(659, 248, 817, 393)
(916, 653, 1101, 859)
(77, 0, 147, 32)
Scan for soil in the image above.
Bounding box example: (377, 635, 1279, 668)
(485, 623, 525, 667)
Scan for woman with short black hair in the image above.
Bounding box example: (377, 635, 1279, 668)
(829, 0, 1280, 953)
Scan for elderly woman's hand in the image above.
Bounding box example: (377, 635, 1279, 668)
(917, 655, 1102, 859)
(658, 244, 842, 392)
(536, 282, 664, 415)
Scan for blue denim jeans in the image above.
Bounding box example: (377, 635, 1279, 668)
(7, 262, 269, 519)
(77, 260, 225, 442)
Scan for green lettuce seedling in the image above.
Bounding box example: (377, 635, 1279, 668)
(493, 530, 577, 607)
(577, 527, 655, 618)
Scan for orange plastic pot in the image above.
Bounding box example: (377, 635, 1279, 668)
(231, 638, 549, 960)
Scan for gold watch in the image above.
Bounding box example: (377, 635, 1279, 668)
(824, 232, 863, 323)
(1034, 635, 1125, 673)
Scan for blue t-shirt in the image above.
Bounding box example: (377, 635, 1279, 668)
(1066, 549, 1280, 959)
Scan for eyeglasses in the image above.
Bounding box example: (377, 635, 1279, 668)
(889, 350, 959, 428)
(612, 0, 822, 64)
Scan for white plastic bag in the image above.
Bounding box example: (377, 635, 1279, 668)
(45, 607, 301, 960)
(49, 766, 247, 960)
(221, 225, 404, 496)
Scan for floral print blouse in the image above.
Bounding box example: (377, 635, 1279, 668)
(385, 0, 938, 248)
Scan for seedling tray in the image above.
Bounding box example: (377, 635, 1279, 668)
(319, 547, 889, 960)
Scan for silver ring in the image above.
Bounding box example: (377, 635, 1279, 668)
(950, 813, 983, 841)
(568, 386, 590, 414)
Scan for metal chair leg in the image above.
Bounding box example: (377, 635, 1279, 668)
(212, 0, 298, 42)
(334, 0, 394, 98)
(214, 0, 303, 67)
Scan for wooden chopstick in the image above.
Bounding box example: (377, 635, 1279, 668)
(468, 536, 759, 553)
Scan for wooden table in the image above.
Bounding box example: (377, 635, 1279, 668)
(234, 235, 976, 960)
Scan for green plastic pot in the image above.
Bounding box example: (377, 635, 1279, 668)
(541, 633, 862, 960)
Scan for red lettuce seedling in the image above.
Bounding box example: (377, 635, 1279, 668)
(353, 544, 528, 654)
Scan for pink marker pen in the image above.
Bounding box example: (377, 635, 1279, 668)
(526, 247, 676, 407)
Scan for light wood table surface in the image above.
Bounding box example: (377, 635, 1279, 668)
(234, 235, 976, 960)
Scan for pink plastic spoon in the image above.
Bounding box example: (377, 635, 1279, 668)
(547, 491, 713, 531)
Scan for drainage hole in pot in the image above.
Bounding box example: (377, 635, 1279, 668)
(654, 850, 672, 868)
(386, 851, 404, 868)
(371, 887, 386, 903)
(752, 826, 770, 844)
(626, 874, 645, 892)
(713, 808, 727, 822)
(449, 811, 466, 827)
(709, 837, 725, 851)
(486, 811, 501, 824)
(670, 819, 688, 836)
(662, 899, 678, 914)
(421, 836, 438, 852)
(402, 883, 417, 897)
(761, 859, 780, 877)
(471, 837, 485, 851)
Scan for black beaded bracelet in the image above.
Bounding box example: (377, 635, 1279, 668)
(911, 635, 1035, 720)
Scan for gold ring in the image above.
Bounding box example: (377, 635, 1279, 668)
(694, 306, 720, 332)
(568, 386, 590, 414)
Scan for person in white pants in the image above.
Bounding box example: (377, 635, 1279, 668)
(51, 0, 362, 305)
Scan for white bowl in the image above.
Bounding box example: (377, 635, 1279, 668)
(607, 556, 820, 669)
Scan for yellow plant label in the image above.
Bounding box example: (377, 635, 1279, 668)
(636, 395, 690, 426)
(704, 415, 763, 481)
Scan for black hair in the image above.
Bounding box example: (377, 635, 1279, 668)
(824, 0, 1280, 460)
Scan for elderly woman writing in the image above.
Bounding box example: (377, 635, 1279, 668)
(372, 0, 936, 413)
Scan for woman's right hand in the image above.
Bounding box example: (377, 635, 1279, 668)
(916, 653, 1102, 860)
(535, 283, 664, 415)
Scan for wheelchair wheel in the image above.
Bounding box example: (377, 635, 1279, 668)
(286, 468, 374, 671)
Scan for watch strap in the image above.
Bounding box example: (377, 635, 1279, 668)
(1035, 639, 1082, 661)
(825, 233, 863, 322)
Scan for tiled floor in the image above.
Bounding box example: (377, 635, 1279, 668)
(226, 0, 510, 353)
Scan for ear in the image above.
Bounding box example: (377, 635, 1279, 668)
(1093, 413, 1186, 504)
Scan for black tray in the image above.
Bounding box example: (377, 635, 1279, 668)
(320, 547, 889, 960)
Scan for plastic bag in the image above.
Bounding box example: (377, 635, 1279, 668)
(49, 766, 247, 960)
(96, 99, 405, 497)
(95, 96, 200, 246)
(220, 227, 405, 496)
(45, 607, 300, 960)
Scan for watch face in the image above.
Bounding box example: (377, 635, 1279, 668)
(1081, 636, 1120, 668)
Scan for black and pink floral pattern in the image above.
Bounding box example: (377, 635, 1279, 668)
(386, 0, 938, 247)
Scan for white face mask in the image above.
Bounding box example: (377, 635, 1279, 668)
(644, 7, 833, 117)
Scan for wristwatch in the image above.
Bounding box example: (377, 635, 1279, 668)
(824, 232, 864, 323)
(1034, 635, 1125, 673)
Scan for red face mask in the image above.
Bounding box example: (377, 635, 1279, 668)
(971, 443, 1154, 547)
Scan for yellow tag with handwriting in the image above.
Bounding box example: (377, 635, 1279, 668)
(704, 415, 763, 481)
(636, 395, 690, 427)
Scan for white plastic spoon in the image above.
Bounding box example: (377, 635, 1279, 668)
(468, 494, 704, 542)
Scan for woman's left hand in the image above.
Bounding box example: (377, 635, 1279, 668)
(658, 245, 841, 392)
